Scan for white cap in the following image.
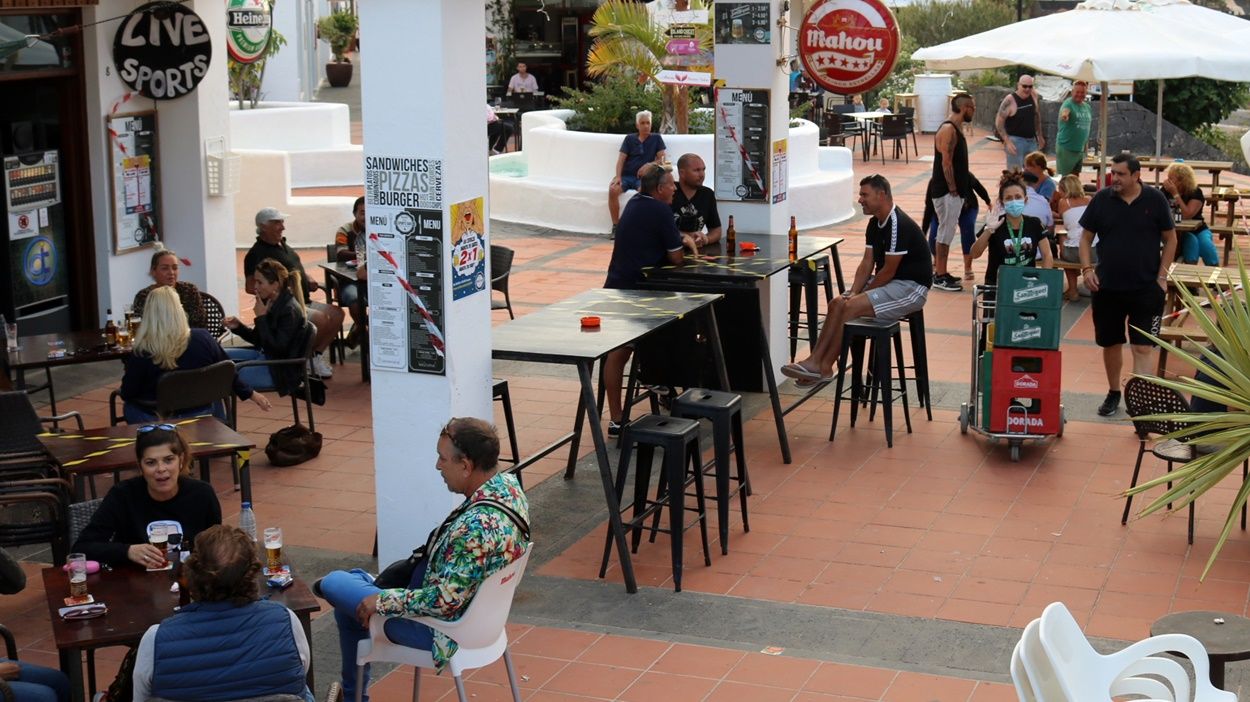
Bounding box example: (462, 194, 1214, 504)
(254, 207, 290, 225)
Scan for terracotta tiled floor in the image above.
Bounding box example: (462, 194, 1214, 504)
(8, 124, 1250, 701)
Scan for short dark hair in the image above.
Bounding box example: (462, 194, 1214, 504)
(1111, 152, 1141, 174)
(859, 174, 892, 197)
(441, 417, 500, 472)
(352, 196, 365, 215)
(135, 425, 192, 476)
(950, 92, 973, 113)
(676, 153, 700, 171)
(639, 163, 670, 195)
(183, 525, 261, 605)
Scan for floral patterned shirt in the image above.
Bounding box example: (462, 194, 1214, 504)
(375, 472, 529, 669)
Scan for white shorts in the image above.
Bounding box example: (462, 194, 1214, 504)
(865, 279, 929, 322)
(933, 192, 964, 246)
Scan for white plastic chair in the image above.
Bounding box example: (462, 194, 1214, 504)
(354, 547, 531, 702)
(1036, 602, 1237, 701)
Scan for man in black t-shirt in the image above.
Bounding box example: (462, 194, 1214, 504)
(1078, 152, 1177, 416)
(782, 175, 932, 385)
(671, 154, 722, 246)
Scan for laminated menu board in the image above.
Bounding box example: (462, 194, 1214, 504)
(108, 111, 161, 254)
(714, 88, 769, 202)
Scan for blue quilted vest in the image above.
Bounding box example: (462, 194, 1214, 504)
(151, 599, 306, 701)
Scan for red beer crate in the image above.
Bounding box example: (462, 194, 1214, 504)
(988, 349, 1062, 434)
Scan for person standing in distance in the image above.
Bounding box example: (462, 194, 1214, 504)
(671, 154, 722, 247)
(928, 93, 976, 292)
(1055, 80, 1092, 176)
(1079, 152, 1177, 416)
(995, 75, 1044, 171)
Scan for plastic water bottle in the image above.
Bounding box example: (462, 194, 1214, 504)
(239, 502, 257, 542)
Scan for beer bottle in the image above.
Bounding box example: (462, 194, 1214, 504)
(104, 310, 118, 345)
(788, 216, 799, 262)
(725, 215, 736, 253)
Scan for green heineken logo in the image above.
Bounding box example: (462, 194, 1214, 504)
(227, 0, 271, 64)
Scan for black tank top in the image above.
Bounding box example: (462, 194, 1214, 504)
(927, 120, 971, 199)
(1004, 92, 1037, 139)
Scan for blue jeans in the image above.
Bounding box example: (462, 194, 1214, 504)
(1006, 136, 1037, 171)
(928, 204, 979, 256)
(321, 567, 435, 702)
(1180, 227, 1220, 266)
(225, 347, 276, 390)
(339, 282, 362, 308)
(2, 659, 71, 702)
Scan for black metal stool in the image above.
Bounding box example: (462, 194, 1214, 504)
(788, 256, 836, 361)
(670, 388, 750, 555)
(901, 310, 932, 420)
(492, 378, 520, 470)
(830, 318, 912, 447)
(599, 414, 711, 592)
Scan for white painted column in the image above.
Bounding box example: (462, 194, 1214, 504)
(360, 0, 493, 564)
(713, 0, 793, 379)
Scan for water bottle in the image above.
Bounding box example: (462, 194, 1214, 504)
(239, 502, 257, 542)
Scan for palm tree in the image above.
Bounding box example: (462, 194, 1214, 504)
(585, 0, 712, 134)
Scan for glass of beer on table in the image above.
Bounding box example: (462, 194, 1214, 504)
(149, 525, 169, 568)
(264, 527, 283, 571)
(68, 553, 89, 599)
(128, 315, 141, 339)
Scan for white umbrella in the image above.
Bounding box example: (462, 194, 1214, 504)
(913, 0, 1250, 169)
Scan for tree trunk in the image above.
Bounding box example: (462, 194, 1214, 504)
(660, 84, 678, 135)
(676, 86, 689, 135)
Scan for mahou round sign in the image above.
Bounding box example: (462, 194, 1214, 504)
(227, 0, 272, 64)
(799, 0, 900, 95)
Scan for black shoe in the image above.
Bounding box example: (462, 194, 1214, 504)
(312, 577, 324, 598)
(608, 420, 622, 438)
(933, 274, 963, 292)
(1097, 391, 1122, 417)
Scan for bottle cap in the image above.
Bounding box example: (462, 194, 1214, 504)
(242, 501, 252, 508)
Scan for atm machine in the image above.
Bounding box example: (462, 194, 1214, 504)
(1, 148, 71, 335)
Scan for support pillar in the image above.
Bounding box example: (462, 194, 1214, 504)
(360, 0, 493, 564)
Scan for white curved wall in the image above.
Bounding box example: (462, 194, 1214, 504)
(230, 101, 363, 190)
(490, 110, 856, 234)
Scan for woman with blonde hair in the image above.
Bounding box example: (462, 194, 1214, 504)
(1163, 162, 1220, 265)
(1055, 174, 1093, 301)
(119, 286, 270, 424)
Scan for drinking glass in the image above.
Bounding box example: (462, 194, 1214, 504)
(4, 321, 17, 352)
(263, 527, 283, 571)
(68, 553, 89, 599)
(149, 525, 169, 568)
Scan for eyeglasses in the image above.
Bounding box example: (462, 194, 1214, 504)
(136, 423, 177, 434)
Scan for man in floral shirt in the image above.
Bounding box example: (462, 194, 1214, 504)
(317, 418, 529, 702)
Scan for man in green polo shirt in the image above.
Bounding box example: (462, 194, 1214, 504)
(244, 207, 344, 378)
(1056, 80, 1092, 176)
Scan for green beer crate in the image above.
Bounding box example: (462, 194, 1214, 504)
(993, 305, 1062, 349)
(996, 267, 1064, 310)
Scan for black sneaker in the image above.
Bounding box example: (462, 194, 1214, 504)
(608, 420, 622, 438)
(609, 225, 617, 240)
(933, 274, 963, 292)
(1097, 391, 1122, 417)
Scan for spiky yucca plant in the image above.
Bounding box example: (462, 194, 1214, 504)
(1125, 254, 1250, 579)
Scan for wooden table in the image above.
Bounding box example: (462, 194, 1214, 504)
(1081, 156, 1234, 188)
(1166, 262, 1233, 315)
(42, 565, 319, 702)
(38, 416, 255, 504)
(642, 234, 844, 465)
(1151, 610, 1250, 691)
(317, 261, 369, 383)
(5, 330, 126, 419)
(493, 288, 726, 593)
(1206, 186, 1241, 227)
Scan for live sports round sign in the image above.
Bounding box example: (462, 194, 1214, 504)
(798, 0, 900, 95)
(226, 0, 272, 64)
(113, 2, 212, 100)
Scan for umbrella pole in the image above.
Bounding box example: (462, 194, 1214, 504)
(1155, 81, 1164, 172)
(1098, 81, 1109, 187)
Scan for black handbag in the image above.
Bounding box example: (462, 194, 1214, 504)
(264, 424, 323, 466)
(373, 498, 530, 589)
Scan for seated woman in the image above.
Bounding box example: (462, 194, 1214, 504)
(72, 425, 222, 568)
(223, 258, 309, 395)
(0, 549, 71, 702)
(1055, 174, 1093, 301)
(132, 525, 315, 702)
(132, 248, 208, 330)
(971, 170, 1055, 293)
(1023, 151, 1057, 204)
(1163, 162, 1220, 266)
(120, 286, 270, 424)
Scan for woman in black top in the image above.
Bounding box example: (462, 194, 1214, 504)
(1163, 162, 1220, 266)
(72, 425, 222, 567)
(971, 171, 1054, 289)
(223, 258, 310, 395)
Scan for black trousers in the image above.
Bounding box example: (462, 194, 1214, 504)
(488, 121, 514, 152)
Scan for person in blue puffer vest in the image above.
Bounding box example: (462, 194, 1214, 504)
(131, 525, 313, 702)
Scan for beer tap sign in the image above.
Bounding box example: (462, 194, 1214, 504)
(798, 0, 900, 95)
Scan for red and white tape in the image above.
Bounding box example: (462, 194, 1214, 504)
(368, 232, 446, 356)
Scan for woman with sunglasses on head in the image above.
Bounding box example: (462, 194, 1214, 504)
(71, 425, 222, 568)
(120, 286, 271, 424)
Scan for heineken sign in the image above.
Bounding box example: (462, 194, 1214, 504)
(227, 0, 272, 64)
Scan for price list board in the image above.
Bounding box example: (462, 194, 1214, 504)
(401, 209, 445, 375)
(714, 88, 770, 202)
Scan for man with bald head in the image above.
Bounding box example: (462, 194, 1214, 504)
(671, 153, 722, 247)
(995, 74, 1044, 171)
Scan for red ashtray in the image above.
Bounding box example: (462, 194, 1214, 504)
(580, 316, 601, 329)
(739, 242, 760, 254)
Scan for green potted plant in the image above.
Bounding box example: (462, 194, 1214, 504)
(317, 10, 358, 88)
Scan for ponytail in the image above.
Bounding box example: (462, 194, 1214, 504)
(288, 270, 306, 315)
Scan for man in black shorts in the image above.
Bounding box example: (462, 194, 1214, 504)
(1079, 152, 1177, 416)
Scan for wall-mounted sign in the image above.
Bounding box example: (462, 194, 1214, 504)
(113, 2, 213, 100)
(108, 112, 162, 254)
(714, 88, 769, 202)
(714, 3, 770, 45)
(799, 0, 900, 95)
(226, 0, 272, 64)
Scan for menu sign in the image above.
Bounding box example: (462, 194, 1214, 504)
(714, 3, 770, 45)
(714, 88, 770, 202)
(402, 210, 445, 375)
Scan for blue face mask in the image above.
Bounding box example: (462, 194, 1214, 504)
(1004, 200, 1027, 218)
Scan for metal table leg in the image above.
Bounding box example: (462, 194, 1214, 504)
(578, 361, 637, 593)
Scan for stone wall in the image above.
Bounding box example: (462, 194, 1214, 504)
(969, 86, 1239, 170)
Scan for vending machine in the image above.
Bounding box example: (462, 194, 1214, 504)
(2, 149, 71, 334)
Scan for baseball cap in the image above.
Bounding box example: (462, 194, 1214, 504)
(254, 207, 290, 225)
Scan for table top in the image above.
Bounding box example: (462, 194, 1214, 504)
(1168, 262, 1233, 287)
(42, 565, 318, 651)
(7, 330, 127, 371)
(38, 416, 253, 475)
(493, 107, 519, 115)
(848, 111, 889, 120)
(317, 260, 360, 281)
(493, 288, 722, 365)
(1151, 611, 1250, 660)
(1082, 156, 1234, 172)
(643, 234, 842, 284)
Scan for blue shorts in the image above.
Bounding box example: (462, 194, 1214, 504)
(621, 175, 641, 191)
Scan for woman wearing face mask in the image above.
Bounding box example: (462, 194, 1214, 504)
(222, 258, 309, 394)
(971, 171, 1054, 294)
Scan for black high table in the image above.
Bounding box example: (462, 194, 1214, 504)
(642, 234, 844, 465)
(492, 288, 727, 593)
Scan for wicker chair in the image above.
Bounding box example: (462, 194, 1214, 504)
(199, 291, 228, 340)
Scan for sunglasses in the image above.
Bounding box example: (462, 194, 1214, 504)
(137, 423, 177, 434)
(1020, 84, 1034, 89)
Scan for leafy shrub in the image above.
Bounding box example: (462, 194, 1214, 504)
(1134, 78, 1250, 134)
(1195, 124, 1248, 170)
(894, 0, 1016, 50)
(554, 74, 662, 134)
